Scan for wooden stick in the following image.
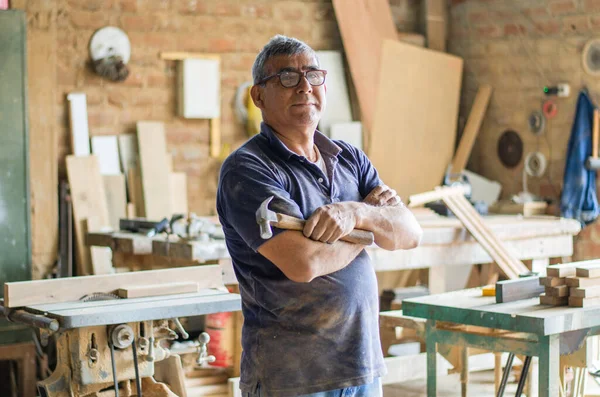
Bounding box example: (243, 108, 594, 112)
(450, 195, 528, 275)
(408, 185, 466, 207)
(444, 195, 519, 279)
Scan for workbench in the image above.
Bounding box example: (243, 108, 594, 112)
(402, 287, 600, 397)
(368, 215, 581, 292)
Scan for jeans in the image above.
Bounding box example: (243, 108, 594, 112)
(245, 378, 383, 397)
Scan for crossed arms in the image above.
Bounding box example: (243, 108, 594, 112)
(257, 185, 423, 282)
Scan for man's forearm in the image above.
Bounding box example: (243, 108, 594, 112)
(258, 230, 365, 282)
(353, 202, 423, 251)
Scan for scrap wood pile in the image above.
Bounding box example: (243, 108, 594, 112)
(540, 261, 600, 307)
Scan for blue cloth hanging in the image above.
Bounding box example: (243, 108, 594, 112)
(560, 90, 599, 226)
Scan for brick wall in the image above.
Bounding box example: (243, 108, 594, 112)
(14, 0, 419, 216)
(448, 0, 600, 260)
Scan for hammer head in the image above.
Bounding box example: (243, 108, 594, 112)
(255, 196, 278, 239)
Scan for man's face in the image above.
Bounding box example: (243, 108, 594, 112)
(252, 52, 327, 130)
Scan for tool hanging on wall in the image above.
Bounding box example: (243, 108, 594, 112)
(497, 130, 523, 168)
(543, 99, 558, 119)
(234, 81, 262, 137)
(586, 108, 600, 169)
(528, 110, 546, 136)
(89, 26, 131, 82)
(583, 38, 600, 77)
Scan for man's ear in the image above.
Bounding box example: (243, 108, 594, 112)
(251, 84, 265, 110)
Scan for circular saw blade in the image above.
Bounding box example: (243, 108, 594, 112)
(497, 130, 523, 168)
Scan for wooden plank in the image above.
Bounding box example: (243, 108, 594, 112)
(67, 93, 90, 156)
(570, 285, 600, 298)
(170, 172, 188, 214)
(103, 174, 127, 231)
(450, 84, 492, 175)
(539, 277, 566, 287)
(545, 285, 569, 297)
(178, 57, 221, 119)
(332, 0, 397, 133)
(370, 40, 463, 199)
(496, 277, 543, 303)
(118, 133, 137, 178)
(117, 281, 199, 298)
(137, 121, 170, 219)
(568, 296, 600, 308)
(28, 6, 58, 279)
(66, 155, 112, 276)
(128, 164, 145, 217)
(3, 265, 223, 307)
(576, 263, 600, 278)
(408, 185, 466, 208)
(422, 0, 447, 51)
(547, 263, 577, 277)
(315, 51, 353, 136)
(210, 117, 221, 159)
(540, 293, 568, 306)
(91, 136, 121, 175)
(566, 276, 600, 288)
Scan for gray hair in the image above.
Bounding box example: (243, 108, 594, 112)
(252, 35, 318, 85)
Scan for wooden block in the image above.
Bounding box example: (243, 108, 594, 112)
(545, 285, 569, 297)
(67, 93, 90, 156)
(566, 276, 600, 287)
(569, 296, 600, 308)
(397, 32, 426, 47)
(117, 281, 199, 298)
(539, 276, 566, 287)
(4, 265, 223, 307)
(570, 285, 600, 299)
(118, 133, 138, 179)
(546, 263, 577, 277)
(137, 121, 171, 219)
(576, 264, 600, 278)
(103, 174, 127, 231)
(91, 136, 121, 175)
(540, 293, 568, 306)
(169, 172, 188, 215)
(496, 277, 543, 303)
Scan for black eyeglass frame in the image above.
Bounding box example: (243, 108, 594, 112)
(257, 69, 328, 88)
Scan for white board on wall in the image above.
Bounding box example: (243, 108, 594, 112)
(91, 136, 121, 175)
(330, 122, 363, 151)
(316, 51, 353, 136)
(67, 92, 90, 156)
(178, 58, 221, 119)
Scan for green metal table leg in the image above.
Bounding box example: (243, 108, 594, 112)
(538, 334, 559, 397)
(426, 320, 437, 397)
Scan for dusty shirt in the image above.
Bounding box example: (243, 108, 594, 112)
(216, 122, 386, 397)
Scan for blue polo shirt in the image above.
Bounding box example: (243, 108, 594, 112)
(216, 123, 386, 396)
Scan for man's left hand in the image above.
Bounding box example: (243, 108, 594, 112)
(303, 203, 358, 244)
(363, 185, 403, 207)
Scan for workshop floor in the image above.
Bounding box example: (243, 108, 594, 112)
(382, 369, 600, 396)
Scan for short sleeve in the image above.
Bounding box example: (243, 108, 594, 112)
(217, 153, 304, 252)
(341, 143, 384, 199)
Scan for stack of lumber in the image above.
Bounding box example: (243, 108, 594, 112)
(539, 261, 600, 307)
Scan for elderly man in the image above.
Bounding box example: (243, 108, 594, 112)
(216, 35, 423, 397)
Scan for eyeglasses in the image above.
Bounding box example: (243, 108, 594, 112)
(258, 69, 327, 88)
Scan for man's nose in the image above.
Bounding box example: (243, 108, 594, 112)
(296, 75, 313, 94)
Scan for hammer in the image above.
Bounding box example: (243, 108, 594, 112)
(256, 196, 375, 245)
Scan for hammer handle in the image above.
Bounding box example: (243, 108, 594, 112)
(275, 213, 375, 246)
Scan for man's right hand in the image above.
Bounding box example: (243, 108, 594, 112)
(363, 185, 403, 207)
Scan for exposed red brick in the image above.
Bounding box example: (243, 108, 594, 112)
(121, 14, 169, 31)
(67, 0, 113, 11)
(591, 15, 600, 28)
(87, 108, 117, 127)
(208, 38, 237, 53)
(549, 0, 577, 15)
(585, 0, 600, 11)
(120, 71, 145, 87)
(119, 0, 137, 12)
(241, 3, 273, 19)
(177, 0, 208, 14)
(475, 24, 501, 38)
(213, 2, 241, 17)
(147, 72, 174, 87)
(504, 23, 527, 36)
(107, 90, 130, 108)
(70, 10, 109, 29)
(523, 7, 550, 19)
(534, 20, 561, 35)
(467, 11, 489, 25)
(562, 15, 591, 34)
(274, 2, 306, 21)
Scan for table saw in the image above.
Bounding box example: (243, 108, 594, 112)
(0, 265, 241, 397)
